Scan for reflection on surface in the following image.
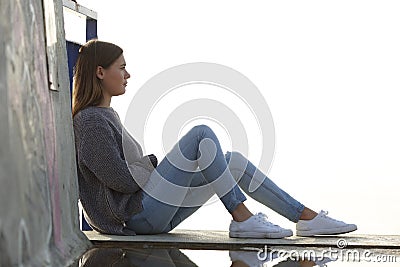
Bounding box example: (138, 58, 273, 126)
(229, 250, 333, 267)
(80, 248, 198, 267)
(77, 247, 400, 266)
(78, 248, 335, 267)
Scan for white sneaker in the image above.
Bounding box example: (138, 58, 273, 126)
(296, 210, 357, 237)
(229, 250, 278, 267)
(314, 256, 335, 266)
(229, 213, 293, 239)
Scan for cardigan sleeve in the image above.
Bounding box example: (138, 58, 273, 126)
(78, 123, 146, 194)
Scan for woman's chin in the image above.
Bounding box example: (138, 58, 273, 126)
(115, 88, 126, 96)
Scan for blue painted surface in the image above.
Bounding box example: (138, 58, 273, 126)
(86, 18, 97, 41)
(66, 41, 80, 100)
(65, 15, 97, 232)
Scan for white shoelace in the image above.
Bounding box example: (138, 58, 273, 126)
(255, 212, 280, 227)
(320, 210, 345, 223)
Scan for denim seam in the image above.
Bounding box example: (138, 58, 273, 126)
(191, 137, 243, 213)
(230, 167, 303, 220)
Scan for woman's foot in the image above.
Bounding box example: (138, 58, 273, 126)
(231, 203, 254, 222)
(299, 207, 318, 220)
(296, 210, 357, 236)
(229, 212, 293, 239)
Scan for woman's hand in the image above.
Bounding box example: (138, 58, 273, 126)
(147, 154, 158, 168)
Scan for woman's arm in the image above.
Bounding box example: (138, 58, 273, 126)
(78, 124, 147, 194)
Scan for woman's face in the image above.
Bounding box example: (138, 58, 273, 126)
(98, 54, 131, 97)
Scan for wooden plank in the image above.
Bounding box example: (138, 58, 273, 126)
(84, 230, 400, 250)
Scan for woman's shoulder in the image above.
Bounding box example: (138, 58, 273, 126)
(74, 106, 117, 128)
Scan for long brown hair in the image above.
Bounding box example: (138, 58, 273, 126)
(72, 39, 123, 117)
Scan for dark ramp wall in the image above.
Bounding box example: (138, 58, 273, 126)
(0, 0, 91, 266)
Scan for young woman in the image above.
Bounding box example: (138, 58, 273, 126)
(72, 40, 357, 238)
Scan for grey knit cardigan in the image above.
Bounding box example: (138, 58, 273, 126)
(73, 106, 154, 235)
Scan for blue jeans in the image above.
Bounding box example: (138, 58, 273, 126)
(126, 125, 304, 234)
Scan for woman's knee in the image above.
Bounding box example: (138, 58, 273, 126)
(191, 124, 214, 137)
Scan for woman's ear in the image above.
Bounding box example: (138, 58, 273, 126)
(96, 66, 105, 80)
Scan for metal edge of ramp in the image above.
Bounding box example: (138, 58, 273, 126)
(84, 230, 400, 250)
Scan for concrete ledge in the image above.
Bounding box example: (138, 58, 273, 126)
(84, 230, 400, 250)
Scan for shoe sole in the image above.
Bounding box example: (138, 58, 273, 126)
(296, 224, 357, 237)
(229, 231, 293, 239)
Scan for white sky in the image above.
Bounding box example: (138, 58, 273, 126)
(70, 0, 400, 241)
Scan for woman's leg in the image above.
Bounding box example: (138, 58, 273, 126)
(127, 171, 209, 234)
(225, 151, 357, 236)
(126, 125, 246, 234)
(157, 172, 253, 233)
(225, 151, 305, 223)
